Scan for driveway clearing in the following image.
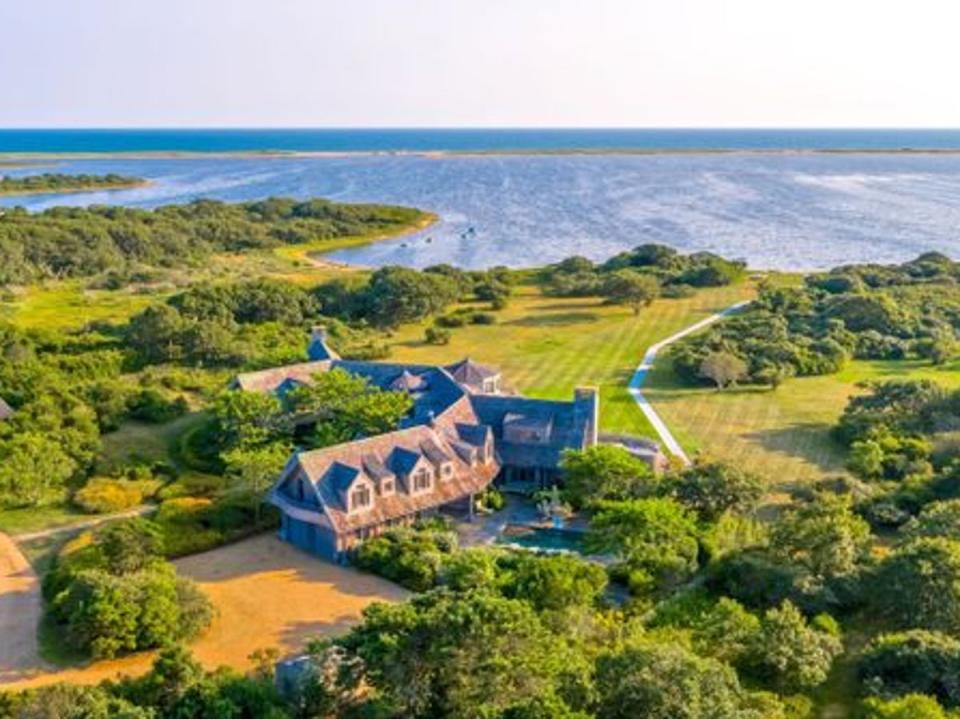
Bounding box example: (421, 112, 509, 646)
(1, 534, 408, 690)
(0, 532, 43, 686)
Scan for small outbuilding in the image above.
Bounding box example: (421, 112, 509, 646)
(0, 397, 13, 422)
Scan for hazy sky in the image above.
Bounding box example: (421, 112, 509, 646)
(3, 0, 960, 127)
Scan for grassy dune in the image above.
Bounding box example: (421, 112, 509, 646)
(386, 281, 756, 437)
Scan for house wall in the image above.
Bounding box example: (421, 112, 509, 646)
(281, 515, 340, 561)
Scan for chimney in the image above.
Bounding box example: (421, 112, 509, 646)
(307, 326, 340, 361)
(574, 386, 599, 448)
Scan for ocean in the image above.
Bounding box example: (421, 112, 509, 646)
(1, 129, 960, 270)
(4, 128, 960, 154)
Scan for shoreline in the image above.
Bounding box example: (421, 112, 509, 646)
(300, 211, 438, 270)
(0, 179, 150, 197)
(4, 147, 960, 162)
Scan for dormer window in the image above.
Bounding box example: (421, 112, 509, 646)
(440, 462, 454, 479)
(413, 467, 432, 492)
(381, 479, 394, 495)
(351, 485, 372, 510)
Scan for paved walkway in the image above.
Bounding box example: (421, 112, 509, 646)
(627, 300, 751, 466)
(0, 532, 43, 686)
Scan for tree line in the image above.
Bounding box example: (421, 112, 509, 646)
(671, 252, 960, 390)
(0, 172, 144, 195)
(0, 197, 426, 284)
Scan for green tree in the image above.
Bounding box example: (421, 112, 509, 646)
(699, 351, 748, 390)
(0, 432, 77, 507)
(602, 270, 660, 314)
(858, 630, 960, 708)
(861, 695, 954, 719)
(588, 497, 700, 592)
(595, 641, 759, 719)
(500, 552, 608, 611)
(222, 441, 291, 522)
(872, 538, 960, 634)
(364, 266, 459, 327)
(211, 389, 285, 450)
(848, 439, 885, 479)
(560, 445, 657, 507)
(769, 494, 871, 583)
(744, 601, 842, 692)
(660, 461, 764, 521)
(903, 500, 960, 542)
(97, 518, 164, 575)
(7, 683, 150, 719)
(336, 589, 584, 719)
(288, 368, 413, 445)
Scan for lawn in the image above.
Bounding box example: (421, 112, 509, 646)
(0, 504, 98, 537)
(644, 357, 960, 490)
(386, 281, 756, 437)
(0, 281, 162, 331)
(97, 413, 207, 472)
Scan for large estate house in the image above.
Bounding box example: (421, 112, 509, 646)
(232, 328, 600, 562)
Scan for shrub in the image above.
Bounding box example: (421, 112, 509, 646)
(858, 631, 960, 707)
(73, 477, 159, 514)
(471, 312, 496, 325)
(353, 527, 457, 591)
(156, 472, 227, 500)
(53, 563, 210, 658)
(425, 326, 452, 345)
(434, 313, 466, 328)
(744, 601, 843, 692)
(127, 388, 189, 423)
(479, 488, 506, 511)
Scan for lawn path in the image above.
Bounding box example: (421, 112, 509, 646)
(12, 505, 156, 542)
(628, 300, 751, 465)
(0, 532, 43, 685)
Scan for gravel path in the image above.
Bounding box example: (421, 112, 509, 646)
(628, 300, 751, 465)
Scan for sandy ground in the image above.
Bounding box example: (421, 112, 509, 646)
(0, 532, 43, 686)
(1, 534, 408, 691)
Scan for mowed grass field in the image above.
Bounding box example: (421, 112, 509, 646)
(386, 281, 756, 437)
(645, 357, 960, 489)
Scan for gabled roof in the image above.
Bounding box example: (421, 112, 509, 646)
(0, 397, 12, 421)
(327, 462, 362, 493)
(445, 358, 499, 387)
(389, 446, 423, 476)
(470, 394, 592, 468)
(361, 452, 394, 481)
(279, 420, 500, 533)
(420, 437, 452, 465)
(232, 360, 331, 393)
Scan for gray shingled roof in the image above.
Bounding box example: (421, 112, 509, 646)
(0, 397, 12, 421)
(471, 394, 591, 468)
(445, 358, 499, 387)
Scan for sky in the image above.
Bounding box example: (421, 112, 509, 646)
(2, 0, 960, 128)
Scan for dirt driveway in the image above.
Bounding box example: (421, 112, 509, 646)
(1, 534, 408, 690)
(0, 532, 43, 686)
